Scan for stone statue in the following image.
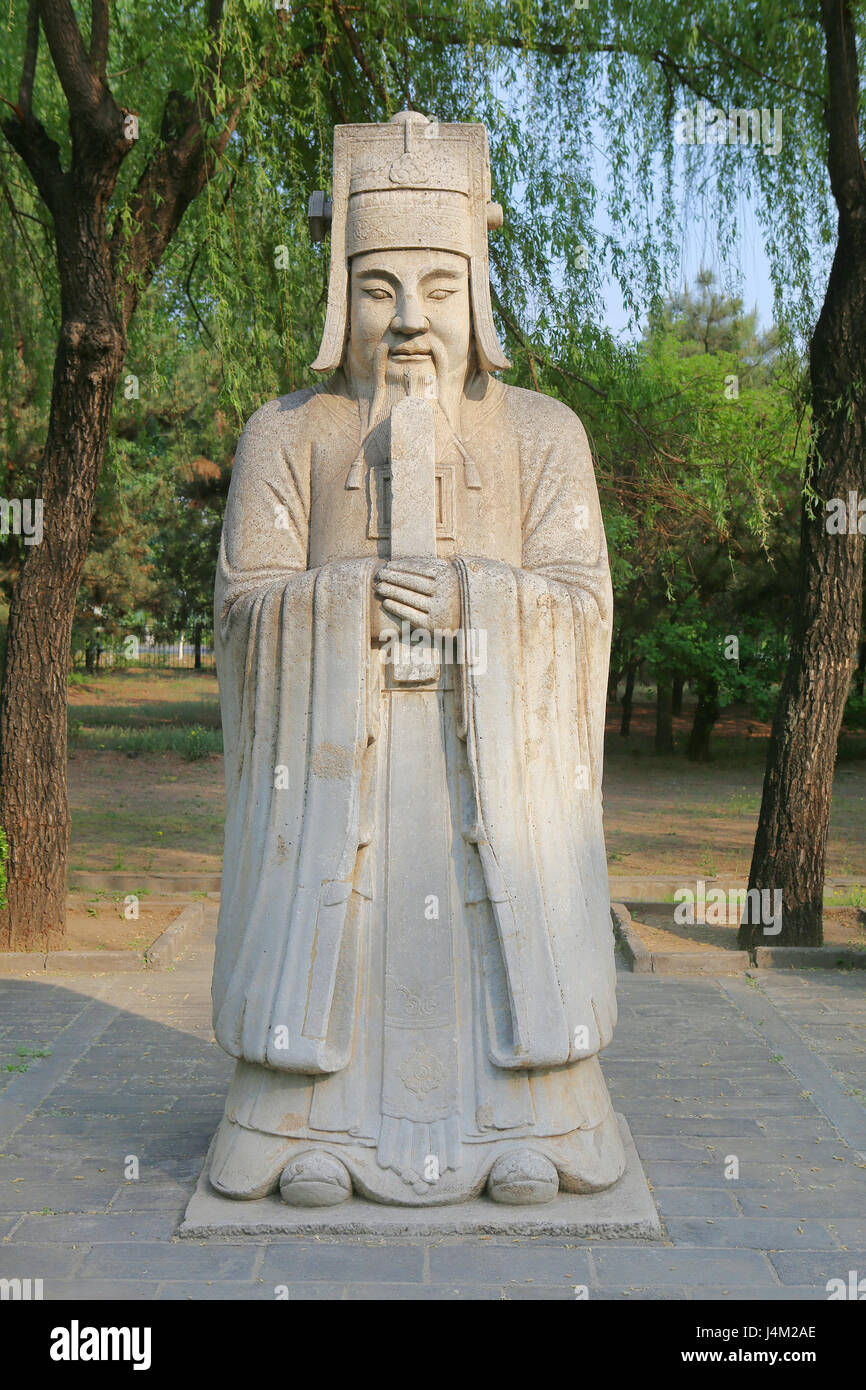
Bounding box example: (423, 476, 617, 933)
(207, 111, 625, 1208)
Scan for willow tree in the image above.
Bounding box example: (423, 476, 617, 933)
(2, 0, 861, 949)
(398, 0, 864, 946)
(0, 0, 425, 947)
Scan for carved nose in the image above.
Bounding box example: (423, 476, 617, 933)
(392, 298, 428, 334)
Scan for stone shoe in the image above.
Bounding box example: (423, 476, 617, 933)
(209, 1118, 293, 1200)
(279, 1150, 352, 1207)
(487, 1148, 559, 1205)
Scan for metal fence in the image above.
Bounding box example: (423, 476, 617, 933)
(71, 642, 216, 671)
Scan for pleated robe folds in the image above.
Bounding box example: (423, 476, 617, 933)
(210, 372, 624, 1201)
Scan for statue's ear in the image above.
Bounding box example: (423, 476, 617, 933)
(470, 260, 510, 373)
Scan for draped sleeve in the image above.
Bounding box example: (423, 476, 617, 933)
(213, 392, 378, 1074)
(454, 390, 616, 1069)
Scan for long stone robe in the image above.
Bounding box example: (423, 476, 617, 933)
(210, 370, 625, 1204)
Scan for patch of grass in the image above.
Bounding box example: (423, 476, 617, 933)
(183, 725, 212, 761)
(69, 723, 222, 757)
(70, 699, 221, 729)
(3, 1045, 52, 1074)
(825, 887, 866, 908)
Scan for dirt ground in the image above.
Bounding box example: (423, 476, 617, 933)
(65, 673, 866, 883)
(67, 667, 221, 715)
(68, 751, 223, 874)
(601, 701, 866, 880)
(627, 905, 866, 955)
(47, 902, 183, 952)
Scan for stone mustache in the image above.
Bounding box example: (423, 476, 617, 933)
(207, 111, 624, 1207)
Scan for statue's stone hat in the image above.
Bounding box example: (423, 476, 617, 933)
(309, 110, 510, 374)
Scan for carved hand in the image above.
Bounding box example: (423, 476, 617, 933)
(372, 558, 461, 635)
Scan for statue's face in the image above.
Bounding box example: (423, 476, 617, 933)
(345, 248, 471, 398)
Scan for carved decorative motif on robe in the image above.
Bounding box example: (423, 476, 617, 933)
(367, 461, 456, 541)
(398, 1044, 445, 1097)
(388, 977, 437, 1017)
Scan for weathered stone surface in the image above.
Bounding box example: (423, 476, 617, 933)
(205, 111, 628, 1212)
(388, 397, 437, 559)
(755, 946, 866, 968)
(3, 936, 866, 1298)
(181, 1116, 660, 1237)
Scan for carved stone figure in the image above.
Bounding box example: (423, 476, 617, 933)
(207, 111, 625, 1207)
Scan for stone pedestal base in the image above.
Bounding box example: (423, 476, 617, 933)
(178, 1113, 661, 1239)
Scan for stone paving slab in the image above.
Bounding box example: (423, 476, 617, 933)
(1, 914, 865, 1300)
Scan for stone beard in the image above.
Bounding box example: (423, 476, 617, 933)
(207, 112, 625, 1207)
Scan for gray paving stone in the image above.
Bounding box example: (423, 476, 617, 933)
(498, 1284, 582, 1300)
(628, 1118, 767, 1138)
(663, 1218, 840, 1249)
(0, 1182, 114, 1214)
(826, 1220, 866, 1247)
(652, 1188, 740, 1219)
(755, 1119, 841, 1139)
(591, 1286, 694, 1300)
(686, 1286, 825, 1300)
(591, 1247, 778, 1287)
(0, 1160, 63, 1181)
(12, 1213, 178, 1242)
(109, 1179, 194, 1211)
(766, 1250, 866, 1287)
(346, 1282, 505, 1300)
(1, 927, 864, 1302)
(0, 1242, 85, 1277)
(636, 1137, 790, 1161)
(42, 1279, 162, 1300)
(78, 1241, 259, 1280)
(640, 1160, 785, 1188)
(738, 1188, 866, 1218)
(428, 1245, 592, 1284)
(259, 1243, 425, 1284)
(157, 1281, 279, 1300)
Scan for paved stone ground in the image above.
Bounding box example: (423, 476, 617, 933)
(1, 909, 864, 1301)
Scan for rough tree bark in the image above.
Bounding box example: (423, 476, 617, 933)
(620, 660, 637, 737)
(0, 0, 239, 948)
(655, 676, 674, 754)
(743, 0, 866, 949)
(686, 677, 720, 762)
(671, 674, 684, 716)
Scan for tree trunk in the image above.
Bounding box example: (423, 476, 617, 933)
(671, 674, 684, 716)
(0, 0, 247, 949)
(0, 289, 124, 947)
(686, 678, 720, 762)
(619, 661, 637, 737)
(655, 676, 674, 754)
(194, 621, 202, 671)
(84, 639, 96, 673)
(855, 638, 865, 699)
(743, 0, 866, 949)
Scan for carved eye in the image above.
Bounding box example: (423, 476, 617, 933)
(427, 288, 455, 301)
(364, 287, 392, 301)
